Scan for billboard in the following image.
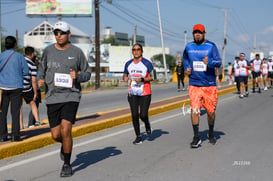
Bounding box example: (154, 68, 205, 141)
(26, 0, 92, 16)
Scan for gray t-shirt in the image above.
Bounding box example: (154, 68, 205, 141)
(38, 44, 91, 104)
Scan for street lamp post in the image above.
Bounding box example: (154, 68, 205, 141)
(95, 0, 100, 89)
(156, 0, 168, 82)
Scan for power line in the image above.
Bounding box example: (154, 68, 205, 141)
(110, 2, 181, 38)
(102, 3, 185, 45)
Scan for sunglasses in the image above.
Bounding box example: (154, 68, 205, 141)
(193, 30, 204, 34)
(53, 30, 68, 36)
(132, 48, 141, 52)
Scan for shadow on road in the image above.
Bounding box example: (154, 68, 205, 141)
(71, 146, 122, 173)
(142, 129, 169, 142)
(199, 129, 226, 142)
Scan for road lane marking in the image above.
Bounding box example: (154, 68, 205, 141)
(0, 95, 234, 172)
(0, 113, 181, 172)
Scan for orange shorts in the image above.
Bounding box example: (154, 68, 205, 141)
(188, 86, 218, 113)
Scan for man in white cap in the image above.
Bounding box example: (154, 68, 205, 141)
(38, 21, 91, 177)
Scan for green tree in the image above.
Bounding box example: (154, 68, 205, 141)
(151, 53, 176, 71)
(101, 35, 118, 45)
(101, 35, 130, 46)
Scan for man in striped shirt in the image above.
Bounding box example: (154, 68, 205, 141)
(21, 46, 40, 128)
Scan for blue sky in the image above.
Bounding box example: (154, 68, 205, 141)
(1, 0, 273, 63)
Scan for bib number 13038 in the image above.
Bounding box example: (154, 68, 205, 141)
(54, 73, 73, 88)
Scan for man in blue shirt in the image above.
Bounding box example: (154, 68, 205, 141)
(0, 36, 29, 142)
(183, 24, 222, 148)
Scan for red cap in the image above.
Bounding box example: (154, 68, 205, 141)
(193, 24, 205, 33)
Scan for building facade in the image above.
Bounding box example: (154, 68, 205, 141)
(24, 20, 91, 55)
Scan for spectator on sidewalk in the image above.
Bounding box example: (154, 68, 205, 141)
(175, 60, 185, 91)
(28, 56, 42, 127)
(0, 36, 29, 142)
(20, 46, 40, 129)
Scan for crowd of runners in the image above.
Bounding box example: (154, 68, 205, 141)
(228, 53, 273, 99)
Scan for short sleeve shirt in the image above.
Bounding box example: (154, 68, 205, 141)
(124, 57, 153, 96)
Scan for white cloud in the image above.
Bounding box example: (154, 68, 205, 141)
(262, 26, 273, 34)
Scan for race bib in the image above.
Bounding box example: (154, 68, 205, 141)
(193, 61, 207, 72)
(54, 73, 73, 88)
(130, 80, 144, 96)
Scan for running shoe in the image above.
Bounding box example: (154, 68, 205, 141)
(208, 134, 217, 145)
(244, 92, 249, 97)
(239, 94, 244, 99)
(60, 164, 72, 177)
(146, 128, 152, 136)
(190, 136, 202, 148)
(264, 87, 268, 90)
(34, 122, 40, 126)
(258, 88, 261, 93)
(133, 136, 142, 145)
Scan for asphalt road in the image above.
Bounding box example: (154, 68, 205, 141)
(17, 82, 187, 126)
(1, 88, 273, 181)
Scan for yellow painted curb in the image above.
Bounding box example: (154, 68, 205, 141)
(0, 133, 54, 160)
(0, 86, 237, 160)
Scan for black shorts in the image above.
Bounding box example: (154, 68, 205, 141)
(218, 74, 223, 81)
(239, 76, 248, 84)
(46, 102, 79, 128)
(268, 72, 273, 79)
(22, 89, 34, 104)
(252, 71, 261, 78)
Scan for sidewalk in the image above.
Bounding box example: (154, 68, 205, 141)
(0, 84, 237, 159)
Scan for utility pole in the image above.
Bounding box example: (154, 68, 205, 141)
(133, 24, 137, 44)
(95, 0, 100, 89)
(222, 9, 228, 76)
(156, 0, 168, 82)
